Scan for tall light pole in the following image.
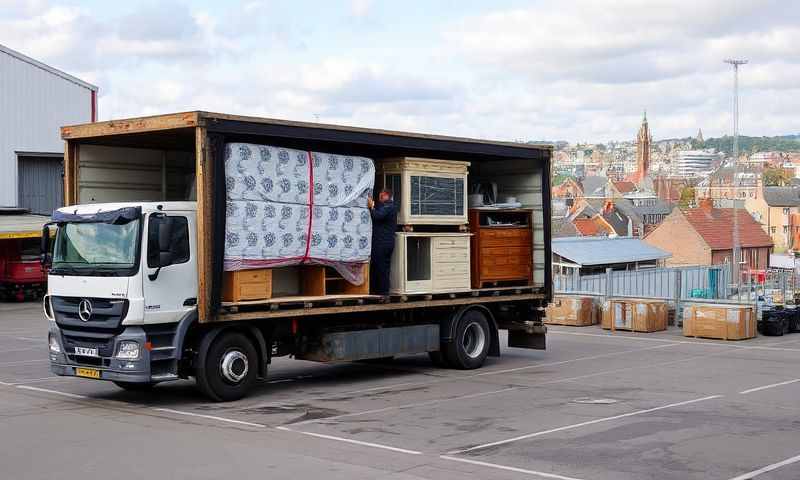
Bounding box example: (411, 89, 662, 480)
(725, 58, 747, 297)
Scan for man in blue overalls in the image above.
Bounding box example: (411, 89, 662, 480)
(368, 189, 397, 296)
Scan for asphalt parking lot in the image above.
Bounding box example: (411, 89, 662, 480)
(2, 301, 800, 480)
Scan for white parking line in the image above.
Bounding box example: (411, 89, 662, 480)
(276, 425, 422, 455)
(739, 378, 800, 395)
(0, 346, 43, 354)
(728, 453, 800, 480)
(294, 386, 520, 426)
(248, 342, 692, 412)
(0, 359, 48, 366)
(440, 455, 585, 480)
(16, 385, 89, 399)
(254, 343, 680, 410)
(475, 343, 680, 376)
(153, 408, 267, 428)
(549, 330, 679, 343)
(447, 395, 723, 455)
(550, 329, 800, 352)
(14, 337, 42, 342)
(3, 376, 63, 385)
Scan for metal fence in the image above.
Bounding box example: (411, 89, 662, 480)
(554, 264, 800, 320)
(554, 265, 731, 301)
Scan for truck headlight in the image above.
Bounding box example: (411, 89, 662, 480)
(48, 333, 61, 353)
(116, 341, 140, 360)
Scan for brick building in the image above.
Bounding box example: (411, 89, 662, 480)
(644, 199, 773, 269)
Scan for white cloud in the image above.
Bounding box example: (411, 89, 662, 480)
(350, 0, 372, 18)
(1, 0, 798, 142)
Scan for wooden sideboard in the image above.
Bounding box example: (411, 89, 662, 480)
(390, 232, 471, 294)
(469, 209, 533, 289)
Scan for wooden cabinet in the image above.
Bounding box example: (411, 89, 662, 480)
(390, 232, 471, 294)
(222, 268, 273, 302)
(469, 209, 533, 289)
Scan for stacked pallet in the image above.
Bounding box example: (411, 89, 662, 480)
(682, 303, 755, 340)
(601, 298, 668, 333)
(544, 295, 598, 326)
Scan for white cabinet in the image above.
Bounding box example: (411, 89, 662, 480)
(377, 157, 469, 225)
(390, 232, 471, 294)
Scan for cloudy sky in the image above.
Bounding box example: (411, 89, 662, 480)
(2, 0, 798, 143)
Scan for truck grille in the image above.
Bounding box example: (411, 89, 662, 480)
(52, 296, 128, 332)
(60, 331, 115, 358)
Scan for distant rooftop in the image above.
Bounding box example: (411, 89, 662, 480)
(681, 206, 773, 250)
(553, 236, 671, 267)
(763, 186, 800, 207)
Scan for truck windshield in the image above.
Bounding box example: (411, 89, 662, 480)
(52, 220, 140, 276)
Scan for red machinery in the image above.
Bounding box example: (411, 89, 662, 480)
(0, 208, 48, 301)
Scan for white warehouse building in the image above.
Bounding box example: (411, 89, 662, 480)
(0, 44, 97, 214)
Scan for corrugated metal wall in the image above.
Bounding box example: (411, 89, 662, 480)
(18, 155, 64, 215)
(0, 47, 94, 207)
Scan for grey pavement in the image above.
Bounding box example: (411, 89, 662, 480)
(1, 301, 799, 479)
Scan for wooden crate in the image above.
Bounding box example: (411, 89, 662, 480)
(222, 268, 272, 303)
(544, 295, 597, 326)
(682, 303, 756, 340)
(601, 298, 667, 333)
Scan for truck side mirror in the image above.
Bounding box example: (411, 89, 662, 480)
(148, 215, 175, 281)
(40, 225, 52, 268)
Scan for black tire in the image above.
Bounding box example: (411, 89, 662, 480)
(196, 331, 258, 402)
(113, 381, 155, 391)
(444, 309, 491, 369)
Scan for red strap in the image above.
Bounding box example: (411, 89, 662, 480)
(302, 151, 314, 262)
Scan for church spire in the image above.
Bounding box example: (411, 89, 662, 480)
(634, 111, 651, 182)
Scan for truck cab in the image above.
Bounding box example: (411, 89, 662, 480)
(46, 201, 198, 387)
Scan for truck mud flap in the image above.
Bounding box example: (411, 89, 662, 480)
(507, 322, 546, 350)
(297, 325, 439, 362)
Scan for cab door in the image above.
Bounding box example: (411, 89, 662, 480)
(142, 212, 198, 324)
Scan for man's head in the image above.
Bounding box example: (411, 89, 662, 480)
(378, 189, 392, 203)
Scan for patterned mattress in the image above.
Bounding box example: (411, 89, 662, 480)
(224, 143, 375, 284)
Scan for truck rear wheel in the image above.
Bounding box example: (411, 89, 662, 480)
(196, 331, 258, 402)
(444, 309, 491, 369)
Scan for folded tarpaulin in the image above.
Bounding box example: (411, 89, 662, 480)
(224, 143, 375, 284)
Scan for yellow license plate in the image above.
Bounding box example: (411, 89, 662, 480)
(75, 367, 101, 379)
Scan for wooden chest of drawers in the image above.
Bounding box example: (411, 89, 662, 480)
(469, 209, 533, 289)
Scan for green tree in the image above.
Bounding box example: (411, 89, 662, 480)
(763, 167, 791, 186)
(679, 186, 695, 208)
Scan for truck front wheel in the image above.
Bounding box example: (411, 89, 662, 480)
(444, 309, 491, 369)
(196, 331, 258, 402)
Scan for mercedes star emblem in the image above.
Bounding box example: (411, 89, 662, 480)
(78, 299, 93, 322)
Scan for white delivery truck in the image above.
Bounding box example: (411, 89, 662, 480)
(42, 112, 553, 401)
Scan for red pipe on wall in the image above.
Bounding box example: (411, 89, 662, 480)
(91, 90, 97, 122)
